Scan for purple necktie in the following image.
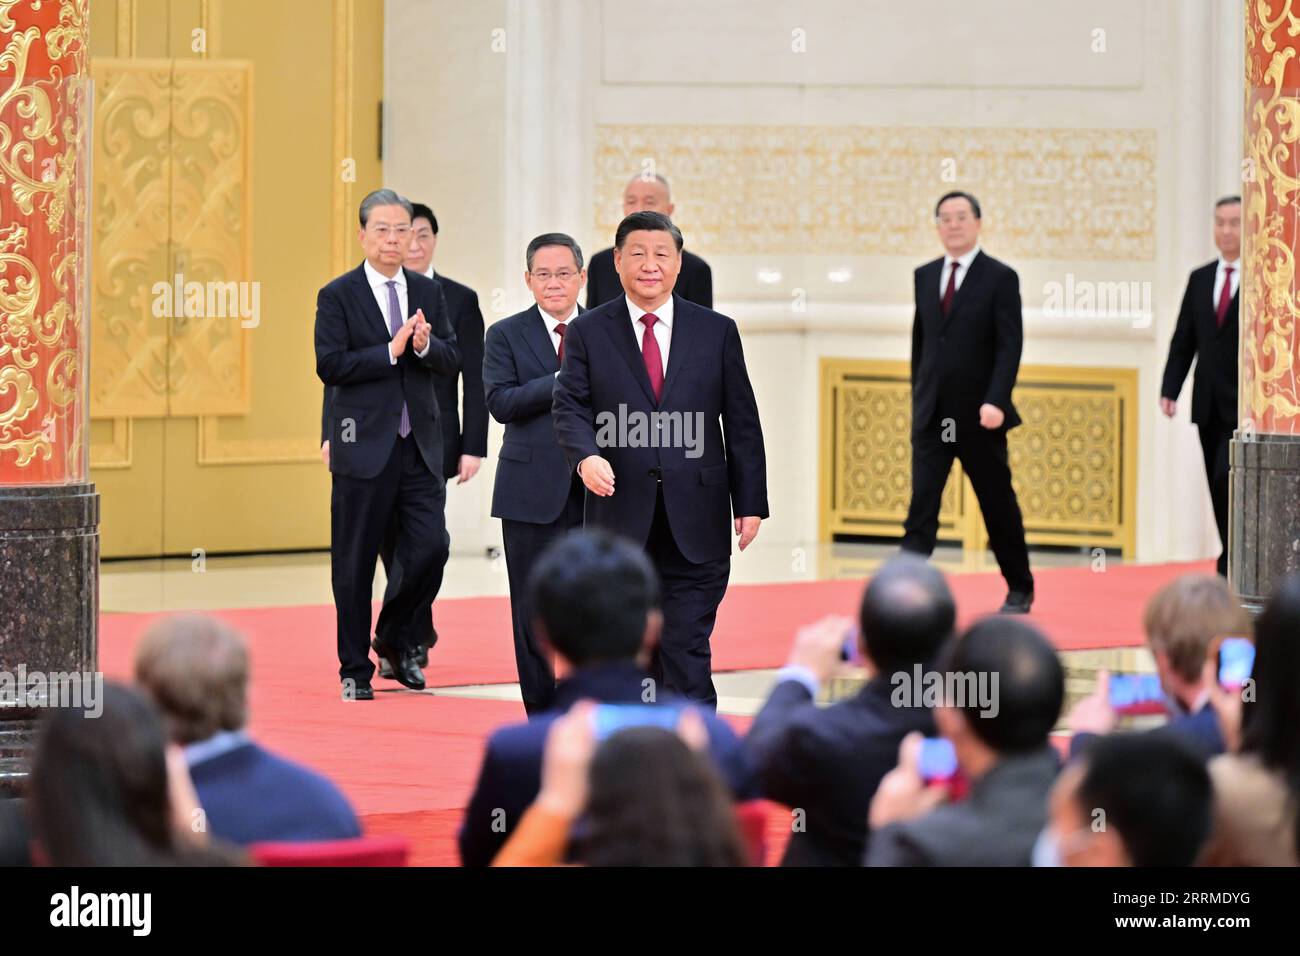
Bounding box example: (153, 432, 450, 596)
(386, 280, 411, 438)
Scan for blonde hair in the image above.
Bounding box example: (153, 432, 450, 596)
(1143, 575, 1247, 683)
(134, 614, 249, 744)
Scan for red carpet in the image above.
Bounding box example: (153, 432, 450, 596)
(97, 559, 1212, 865)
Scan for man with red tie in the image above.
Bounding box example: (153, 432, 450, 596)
(902, 191, 1034, 613)
(1160, 196, 1242, 577)
(552, 211, 768, 709)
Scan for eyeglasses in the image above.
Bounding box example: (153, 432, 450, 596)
(530, 270, 579, 282)
(369, 225, 411, 239)
(936, 214, 973, 226)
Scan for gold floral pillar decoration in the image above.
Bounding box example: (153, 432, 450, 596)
(1244, 0, 1300, 435)
(0, 0, 89, 484)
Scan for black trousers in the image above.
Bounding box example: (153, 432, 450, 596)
(378, 515, 445, 648)
(500, 477, 586, 716)
(644, 488, 731, 712)
(1197, 418, 1233, 577)
(331, 435, 448, 685)
(901, 423, 1034, 593)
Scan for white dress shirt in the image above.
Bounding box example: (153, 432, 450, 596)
(542, 304, 579, 355)
(363, 259, 428, 361)
(939, 244, 981, 296)
(1213, 257, 1241, 307)
(626, 295, 673, 375)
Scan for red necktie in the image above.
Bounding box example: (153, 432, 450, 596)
(640, 314, 664, 402)
(555, 321, 567, 364)
(941, 261, 960, 316)
(1216, 266, 1234, 328)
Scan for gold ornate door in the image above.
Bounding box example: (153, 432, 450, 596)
(87, 0, 383, 557)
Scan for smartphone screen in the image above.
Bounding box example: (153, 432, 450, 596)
(1218, 638, 1255, 689)
(917, 737, 958, 783)
(1109, 672, 1165, 716)
(591, 704, 684, 741)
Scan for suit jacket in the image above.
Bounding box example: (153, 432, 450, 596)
(746, 676, 937, 866)
(1160, 261, 1239, 426)
(910, 250, 1024, 434)
(864, 746, 1060, 866)
(457, 660, 758, 867)
(551, 293, 769, 565)
(484, 303, 585, 524)
(315, 263, 459, 479)
(584, 247, 713, 310)
(1069, 702, 1227, 762)
(321, 271, 483, 480)
(189, 741, 362, 847)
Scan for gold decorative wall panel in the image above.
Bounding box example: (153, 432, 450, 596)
(820, 360, 1138, 556)
(594, 125, 1156, 262)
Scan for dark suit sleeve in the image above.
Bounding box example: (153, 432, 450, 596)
(1161, 275, 1199, 401)
(458, 291, 489, 457)
(551, 322, 602, 471)
(320, 387, 331, 445)
(910, 295, 923, 387)
(483, 323, 558, 424)
(983, 266, 1023, 414)
(459, 743, 510, 867)
(414, 284, 459, 377)
(690, 258, 713, 309)
(315, 284, 395, 387)
(721, 318, 769, 518)
(745, 680, 820, 807)
(864, 821, 932, 867)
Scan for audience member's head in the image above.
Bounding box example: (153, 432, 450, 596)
(1144, 574, 1247, 711)
(135, 614, 250, 746)
(935, 617, 1064, 774)
(1239, 574, 1300, 857)
(1042, 734, 1212, 866)
(29, 682, 237, 866)
(527, 530, 661, 668)
(581, 726, 749, 866)
(859, 553, 956, 674)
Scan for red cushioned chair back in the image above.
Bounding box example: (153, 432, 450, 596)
(734, 800, 769, 866)
(250, 836, 409, 867)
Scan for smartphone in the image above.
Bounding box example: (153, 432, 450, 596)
(591, 704, 685, 741)
(1108, 672, 1166, 716)
(1218, 637, 1255, 689)
(839, 625, 860, 663)
(917, 737, 958, 784)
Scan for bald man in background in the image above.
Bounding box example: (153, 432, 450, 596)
(584, 174, 713, 309)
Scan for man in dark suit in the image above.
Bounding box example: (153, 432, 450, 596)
(322, 203, 486, 670)
(483, 233, 589, 715)
(1160, 196, 1241, 577)
(584, 174, 712, 309)
(458, 530, 756, 867)
(552, 211, 768, 709)
(902, 190, 1034, 613)
(745, 555, 952, 866)
(315, 189, 459, 699)
(866, 617, 1064, 866)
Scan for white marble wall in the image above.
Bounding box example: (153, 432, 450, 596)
(386, 0, 1245, 564)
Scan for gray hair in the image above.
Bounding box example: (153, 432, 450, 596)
(526, 232, 585, 272)
(626, 172, 671, 198)
(359, 188, 413, 227)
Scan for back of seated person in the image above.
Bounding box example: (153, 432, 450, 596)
(746, 553, 954, 866)
(866, 617, 1064, 867)
(459, 529, 754, 867)
(1039, 733, 1212, 866)
(135, 615, 361, 846)
(1068, 574, 1247, 760)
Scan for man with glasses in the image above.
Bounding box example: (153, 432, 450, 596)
(315, 189, 459, 700)
(482, 234, 589, 714)
(901, 191, 1034, 614)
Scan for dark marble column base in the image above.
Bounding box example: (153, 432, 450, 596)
(0, 483, 99, 797)
(1230, 433, 1300, 614)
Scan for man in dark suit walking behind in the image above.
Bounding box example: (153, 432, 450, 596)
(902, 191, 1034, 613)
(553, 211, 768, 709)
(315, 189, 459, 699)
(1159, 196, 1241, 577)
(483, 233, 589, 715)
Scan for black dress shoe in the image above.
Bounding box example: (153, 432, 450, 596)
(372, 637, 426, 690)
(999, 590, 1034, 614)
(373, 638, 396, 680)
(343, 682, 374, 701)
(415, 626, 437, 668)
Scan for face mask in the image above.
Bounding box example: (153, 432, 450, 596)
(1031, 827, 1061, 868)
